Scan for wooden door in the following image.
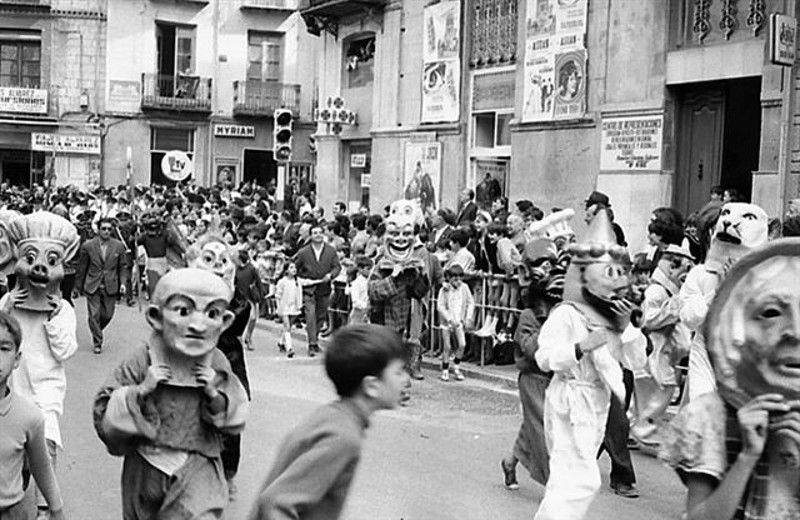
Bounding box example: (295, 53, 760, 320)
(675, 88, 725, 216)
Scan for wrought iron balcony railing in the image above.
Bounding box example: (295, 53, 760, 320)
(141, 73, 212, 112)
(299, 0, 387, 37)
(233, 80, 300, 116)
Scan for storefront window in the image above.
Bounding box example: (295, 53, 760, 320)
(150, 127, 195, 185)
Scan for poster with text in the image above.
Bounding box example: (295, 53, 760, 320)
(403, 141, 442, 215)
(522, 0, 588, 122)
(421, 0, 461, 123)
(600, 115, 664, 171)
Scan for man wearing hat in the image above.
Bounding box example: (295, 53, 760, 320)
(584, 190, 627, 247)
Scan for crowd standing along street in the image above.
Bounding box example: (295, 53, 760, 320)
(3, 0, 800, 519)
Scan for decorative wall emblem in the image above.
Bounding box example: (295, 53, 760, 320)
(692, 0, 711, 43)
(746, 0, 766, 36)
(720, 0, 738, 40)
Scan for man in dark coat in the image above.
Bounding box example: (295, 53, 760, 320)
(76, 217, 129, 353)
(294, 224, 341, 356)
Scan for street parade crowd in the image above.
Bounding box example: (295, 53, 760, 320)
(1, 177, 800, 519)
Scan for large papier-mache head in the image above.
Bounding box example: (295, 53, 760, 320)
(563, 208, 632, 330)
(185, 234, 236, 289)
(383, 199, 423, 264)
(706, 202, 768, 271)
(7, 212, 79, 312)
(705, 239, 800, 408)
(146, 268, 234, 386)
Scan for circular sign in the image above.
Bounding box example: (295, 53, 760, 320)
(161, 150, 193, 182)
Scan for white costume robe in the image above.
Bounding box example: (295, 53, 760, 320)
(678, 263, 720, 401)
(534, 304, 646, 520)
(2, 295, 79, 447)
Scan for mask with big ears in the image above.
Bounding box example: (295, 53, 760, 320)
(146, 268, 234, 386)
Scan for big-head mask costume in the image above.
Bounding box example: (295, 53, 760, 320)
(185, 234, 236, 289)
(146, 268, 234, 386)
(6, 212, 79, 312)
(562, 208, 635, 400)
(704, 239, 800, 516)
(378, 199, 424, 271)
(706, 202, 769, 272)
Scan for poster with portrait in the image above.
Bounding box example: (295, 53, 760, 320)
(522, 0, 588, 122)
(553, 50, 586, 119)
(473, 159, 508, 210)
(403, 141, 442, 215)
(214, 157, 239, 187)
(421, 0, 461, 123)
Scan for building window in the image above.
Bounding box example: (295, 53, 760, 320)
(0, 40, 41, 88)
(248, 32, 282, 82)
(344, 34, 375, 88)
(156, 23, 196, 97)
(473, 111, 512, 148)
(150, 127, 195, 185)
(469, 0, 518, 68)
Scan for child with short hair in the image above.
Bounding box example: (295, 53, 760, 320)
(274, 263, 303, 358)
(0, 311, 65, 520)
(348, 255, 373, 325)
(249, 324, 410, 520)
(437, 265, 475, 381)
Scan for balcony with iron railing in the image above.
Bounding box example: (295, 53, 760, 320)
(141, 73, 212, 112)
(299, 0, 388, 37)
(241, 0, 298, 10)
(233, 80, 300, 117)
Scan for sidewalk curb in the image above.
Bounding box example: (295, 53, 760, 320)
(255, 319, 518, 390)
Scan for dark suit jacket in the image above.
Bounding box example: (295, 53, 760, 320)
(76, 237, 129, 295)
(428, 225, 454, 253)
(456, 201, 478, 226)
(294, 242, 341, 297)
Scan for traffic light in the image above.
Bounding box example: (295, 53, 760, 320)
(273, 108, 293, 162)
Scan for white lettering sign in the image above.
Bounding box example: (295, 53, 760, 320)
(0, 87, 47, 114)
(600, 115, 664, 171)
(214, 124, 255, 138)
(31, 133, 101, 155)
(161, 150, 194, 181)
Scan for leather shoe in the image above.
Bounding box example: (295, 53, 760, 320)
(610, 482, 639, 499)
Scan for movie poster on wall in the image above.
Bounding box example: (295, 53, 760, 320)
(522, 0, 588, 122)
(421, 0, 461, 123)
(404, 141, 442, 214)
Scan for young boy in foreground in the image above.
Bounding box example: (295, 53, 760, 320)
(249, 324, 410, 520)
(0, 311, 65, 520)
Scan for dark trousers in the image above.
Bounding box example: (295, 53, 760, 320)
(303, 289, 329, 346)
(86, 288, 117, 349)
(221, 433, 241, 480)
(598, 368, 636, 486)
(60, 273, 75, 305)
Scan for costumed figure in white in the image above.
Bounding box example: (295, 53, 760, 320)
(679, 203, 768, 401)
(0, 212, 79, 513)
(629, 243, 695, 450)
(368, 200, 441, 381)
(533, 209, 646, 520)
(662, 239, 800, 519)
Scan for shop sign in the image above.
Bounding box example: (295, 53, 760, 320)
(360, 174, 371, 188)
(770, 14, 797, 67)
(600, 114, 664, 171)
(350, 154, 367, 168)
(214, 124, 255, 138)
(108, 80, 140, 112)
(473, 71, 515, 112)
(31, 133, 101, 155)
(161, 150, 193, 182)
(0, 87, 47, 114)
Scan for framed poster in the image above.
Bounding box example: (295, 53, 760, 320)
(421, 0, 461, 123)
(473, 159, 508, 210)
(214, 157, 239, 186)
(403, 141, 442, 214)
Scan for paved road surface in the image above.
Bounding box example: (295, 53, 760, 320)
(52, 300, 685, 519)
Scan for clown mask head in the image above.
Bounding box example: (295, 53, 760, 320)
(384, 200, 422, 263)
(146, 268, 234, 386)
(7, 212, 79, 312)
(706, 240, 800, 406)
(185, 235, 235, 288)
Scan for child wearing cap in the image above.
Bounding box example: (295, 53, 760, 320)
(437, 265, 475, 381)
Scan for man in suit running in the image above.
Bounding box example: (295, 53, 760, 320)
(76, 217, 129, 353)
(294, 224, 340, 357)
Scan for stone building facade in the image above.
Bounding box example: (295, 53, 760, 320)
(302, 0, 800, 252)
